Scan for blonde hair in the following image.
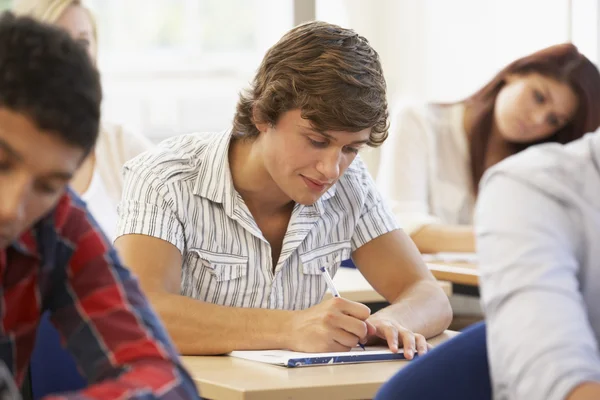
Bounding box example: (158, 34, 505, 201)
(12, 0, 97, 43)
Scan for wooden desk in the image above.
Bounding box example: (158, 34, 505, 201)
(323, 267, 452, 302)
(181, 331, 458, 400)
(427, 262, 479, 287)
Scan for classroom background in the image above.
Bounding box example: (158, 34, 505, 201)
(1, 0, 594, 177)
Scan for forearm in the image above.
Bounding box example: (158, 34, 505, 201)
(411, 224, 475, 253)
(375, 279, 452, 338)
(147, 291, 294, 355)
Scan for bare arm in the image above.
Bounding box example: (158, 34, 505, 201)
(353, 230, 452, 355)
(114, 234, 293, 355)
(114, 234, 374, 355)
(411, 223, 475, 253)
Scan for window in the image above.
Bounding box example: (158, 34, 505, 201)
(316, 0, 570, 101)
(571, 0, 600, 65)
(85, 0, 294, 139)
(87, 0, 293, 76)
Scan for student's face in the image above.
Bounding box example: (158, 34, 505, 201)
(55, 4, 97, 63)
(494, 72, 578, 143)
(256, 109, 370, 205)
(0, 108, 84, 250)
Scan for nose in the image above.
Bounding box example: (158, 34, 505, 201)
(0, 179, 27, 229)
(531, 107, 550, 128)
(316, 148, 341, 181)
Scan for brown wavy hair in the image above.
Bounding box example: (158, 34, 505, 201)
(466, 43, 600, 191)
(232, 21, 389, 147)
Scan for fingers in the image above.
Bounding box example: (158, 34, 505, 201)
(327, 312, 369, 342)
(397, 327, 416, 359)
(332, 328, 361, 349)
(365, 319, 377, 337)
(328, 297, 371, 321)
(414, 334, 428, 355)
(382, 324, 400, 354)
(397, 330, 429, 359)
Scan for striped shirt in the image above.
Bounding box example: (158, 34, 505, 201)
(117, 131, 399, 310)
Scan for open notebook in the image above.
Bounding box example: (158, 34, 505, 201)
(229, 346, 407, 368)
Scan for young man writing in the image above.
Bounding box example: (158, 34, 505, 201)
(115, 21, 452, 356)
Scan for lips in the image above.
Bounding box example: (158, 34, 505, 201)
(516, 119, 531, 135)
(301, 175, 328, 192)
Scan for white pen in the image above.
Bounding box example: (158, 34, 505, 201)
(319, 265, 340, 297)
(319, 265, 365, 349)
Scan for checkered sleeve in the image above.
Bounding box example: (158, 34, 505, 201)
(46, 193, 200, 399)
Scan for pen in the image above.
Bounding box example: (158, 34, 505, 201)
(319, 266, 366, 350)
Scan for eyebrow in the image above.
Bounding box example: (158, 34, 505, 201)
(0, 138, 23, 161)
(44, 170, 74, 182)
(0, 138, 74, 181)
(301, 127, 370, 145)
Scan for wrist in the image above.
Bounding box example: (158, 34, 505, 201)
(273, 309, 296, 349)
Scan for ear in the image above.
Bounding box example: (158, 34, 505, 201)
(255, 121, 270, 134)
(252, 106, 270, 134)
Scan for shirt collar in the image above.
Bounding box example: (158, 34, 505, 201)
(193, 130, 233, 204)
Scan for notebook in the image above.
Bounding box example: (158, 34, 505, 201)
(229, 346, 408, 368)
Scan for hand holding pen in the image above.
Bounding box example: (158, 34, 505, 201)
(319, 265, 368, 350)
(282, 267, 376, 353)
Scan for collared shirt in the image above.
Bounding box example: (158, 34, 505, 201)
(0, 190, 199, 399)
(476, 131, 600, 400)
(117, 131, 399, 310)
(376, 102, 475, 235)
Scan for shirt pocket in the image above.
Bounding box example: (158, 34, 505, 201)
(189, 248, 248, 283)
(297, 241, 352, 308)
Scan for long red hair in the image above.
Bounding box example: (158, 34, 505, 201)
(465, 43, 600, 191)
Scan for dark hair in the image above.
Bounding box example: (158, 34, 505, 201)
(233, 21, 389, 147)
(466, 43, 600, 190)
(0, 11, 101, 154)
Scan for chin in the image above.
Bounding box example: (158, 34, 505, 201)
(289, 190, 321, 206)
(505, 135, 535, 144)
(293, 196, 319, 206)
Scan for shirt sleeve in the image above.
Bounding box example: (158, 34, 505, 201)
(46, 197, 199, 399)
(476, 172, 600, 400)
(350, 157, 400, 251)
(116, 159, 186, 253)
(375, 104, 441, 235)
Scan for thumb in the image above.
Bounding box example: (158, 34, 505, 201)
(366, 319, 378, 337)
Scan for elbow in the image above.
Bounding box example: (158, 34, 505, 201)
(429, 280, 453, 333)
(439, 295, 453, 331)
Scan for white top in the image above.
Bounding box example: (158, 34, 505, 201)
(376, 102, 475, 234)
(116, 131, 399, 310)
(81, 169, 118, 240)
(94, 122, 154, 204)
(476, 131, 600, 400)
(77, 123, 153, 241)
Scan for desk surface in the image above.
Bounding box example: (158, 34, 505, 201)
(181, 331, 458, 400)
(427, 261, 479, 286)
(323, 267, 452, 303)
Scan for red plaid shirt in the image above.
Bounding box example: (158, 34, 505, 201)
(0, 191, 199, 399)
